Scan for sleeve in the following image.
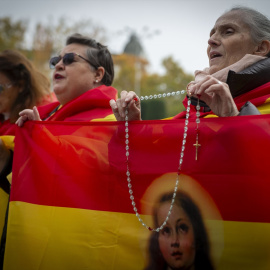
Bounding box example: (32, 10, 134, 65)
(238, 101, 261, 116)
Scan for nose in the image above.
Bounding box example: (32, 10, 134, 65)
(208, 33, 221, 48)
(171, 233, 180, 248)
(55, 59, 64, 71)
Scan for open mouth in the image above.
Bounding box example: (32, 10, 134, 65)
(54, 74, 64, 79)
(210, 52, 222, 59)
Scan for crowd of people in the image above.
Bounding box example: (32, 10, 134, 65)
(1, 5, 270, 269)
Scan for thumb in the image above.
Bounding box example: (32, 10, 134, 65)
(33, 106, 41, 121)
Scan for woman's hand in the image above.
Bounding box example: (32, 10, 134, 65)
(110, 90, 141, 121)
(188, 75, 239, 117)
(16, 106, 41, 127)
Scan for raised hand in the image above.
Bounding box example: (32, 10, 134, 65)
(110, 90, 141, 121)
(16, 106, 42, 127)
(188, 75, 239, 117)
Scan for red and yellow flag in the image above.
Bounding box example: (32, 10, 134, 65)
(4, 115, 270, 269)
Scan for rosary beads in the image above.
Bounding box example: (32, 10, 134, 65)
(124, 90, 200, 231)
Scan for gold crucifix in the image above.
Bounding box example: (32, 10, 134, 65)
(193, 135, 201, 161)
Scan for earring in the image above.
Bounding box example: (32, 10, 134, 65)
(95, 79, 99, 83)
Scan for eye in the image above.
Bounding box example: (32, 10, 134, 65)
(63, 53, 76, 65)
(224, 28, 234, 35)
(161, 226, 171, 236)
(177, 223, 189, 234)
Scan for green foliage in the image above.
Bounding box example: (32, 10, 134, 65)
(32, 17, 108, 55)
(113, 55, 194, 119)
(0, 15, 194, 119)
(0, 17, 27, 51)
(157, 56, 194, 117)
(31, 17, 108, 76)
(0, 15, 108, 76)
(141, 99, 167, 120)
(112, 54, 137, 92)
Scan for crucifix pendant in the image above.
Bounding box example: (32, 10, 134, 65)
(193, 134, 201, 161)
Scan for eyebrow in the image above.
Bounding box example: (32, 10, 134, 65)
(176, 218, 186, 223)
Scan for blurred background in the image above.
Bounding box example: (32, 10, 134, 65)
(1, 0, 269, 119)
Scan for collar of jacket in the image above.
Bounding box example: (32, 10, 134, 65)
(227, 57, 270, 98)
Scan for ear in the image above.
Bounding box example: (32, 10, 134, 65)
(254, 40, 270, 57)
(95, 67, 105, 83)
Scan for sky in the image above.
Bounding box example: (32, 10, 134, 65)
(1, 0, 270, 75)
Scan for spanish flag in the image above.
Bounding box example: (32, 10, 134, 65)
(4, 115, 270, 269)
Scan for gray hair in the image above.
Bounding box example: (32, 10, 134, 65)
(227, 6, 270, 56)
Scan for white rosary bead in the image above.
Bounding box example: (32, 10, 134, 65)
(140, 90, 187, 101)
(125, 90, 195, 232)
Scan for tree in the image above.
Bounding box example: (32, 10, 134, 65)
(31, 16, 108, 75)
(140, 56, 193, 119)
(0, 17, 27, 51)
(112, 53, 148, 92)
(112, 54, 194, 119)
(158, 56, 194, 117)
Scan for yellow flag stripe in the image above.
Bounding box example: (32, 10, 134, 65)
(4, 201, 270, 270)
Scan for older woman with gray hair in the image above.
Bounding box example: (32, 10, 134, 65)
(111, 6, 270, 120)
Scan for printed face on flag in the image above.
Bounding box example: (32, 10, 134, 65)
(4, 116, 270, 270)
(157, 202, 196, 270)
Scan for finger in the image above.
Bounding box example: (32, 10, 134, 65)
(33, 106, 41, 121)
(120, 90, 128, 107)
(15, 117, 22, 127)
(125, 91, 137, 103)
(16, 115, 27, 127)
(19, 109, 32, 116)
(128, 99, 140, 113)
(195, 78, 220, 96)
(187, 85, 195, 96)
(204, 83, 229, 98)
(115, 98, 125, 118)
(109, 100, 120, 116)
(217, 80, 222, 85)
(109, 99, 122, 121)
(109, 99, 117, 110)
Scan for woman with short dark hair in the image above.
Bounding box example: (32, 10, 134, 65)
(16, 33, 117, 124)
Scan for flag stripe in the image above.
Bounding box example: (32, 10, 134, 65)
(10, 116, 270, 223)
(4, 202, 270, 270)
